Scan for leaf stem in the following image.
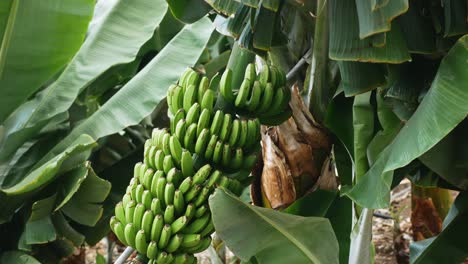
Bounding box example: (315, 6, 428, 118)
(115, 247, 134, 264)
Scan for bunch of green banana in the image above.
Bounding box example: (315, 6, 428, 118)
(220, 63, 291, 125)
(111, 65, 289, 263)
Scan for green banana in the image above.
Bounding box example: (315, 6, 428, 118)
(196, 109, 211, 137)
(192, 164, 211, 185)
(124, 223, 137, 248)
(111, 65, 291, 260)
(115, 202, 126, 224)
(173, 190, 185, 215)
(170, 215, 188, 234)
(166, 234, 183, 253)
(142, 190, 152, 210)
(135, 230, 148, 254)
(234, 78, 251, 108)
(150, 215, 164, 241)
(198, 76, 209, 103)
(164, 204, 175, 224)
(220, 68, 234, 102)
(158, 224, 172, 248)
(141, 210, 154, 235)
(180, 150, 193, 177)
(147, 241, 158, 260)
(133, 203, 145, 230)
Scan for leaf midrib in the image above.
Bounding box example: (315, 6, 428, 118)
(237, 196, 321, 263)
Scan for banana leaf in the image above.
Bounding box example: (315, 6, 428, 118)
(0, 0, 169, 163)
(343, 35, 468, 208)
(23, 194, 57, 244)
(36, 18, 213, 167)
(329, 0, 410, 63)
(354, 0, 408, 38)
(338, 62, 386, 96)
(0, 0, 94, 122)
(0, 251, 40, 264)
(210, 189, 339, 264)
(167, 0, 212, 24)
(442, 0, 468, 37)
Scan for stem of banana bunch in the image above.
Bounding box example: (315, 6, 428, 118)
(115, 246, 135, 264)
(112, 45, 313, 264)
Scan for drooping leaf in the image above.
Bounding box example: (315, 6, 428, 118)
(284, 189, 338, 217)
(0, 0, 94, 122)
(338, 62, 386, 96)
(0, 0, 169, 163)
(37, 18, 214, 166)
(210, 189, 339, 264)
(23, 194, 57, 245)
(344, 35, 468, 208)
(61, 164, 111, 226)
(442, 0, 468, 37)
(0, 251, 41, 264)
(398, 0, 437, 54)
(329, 0, 411, 63)
(51, 212, 85, 246)
(353, 91, 374, 180)
(354, 0, 408, 38)
(410, 192, 468, 263)
(419, 120, 468, 190)
(55, 164, 90, 211)
(1, 134, 96, 195)
(167, 0, 212, 24)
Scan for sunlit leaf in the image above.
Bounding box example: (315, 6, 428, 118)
(0, 0, 94, 122)
(210, 189, 339, 264)
(1, 134, 96, 195)
(0, 0, 169, 163)
(37, 18, 213, 167)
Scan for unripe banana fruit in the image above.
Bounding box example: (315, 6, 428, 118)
(111, 65, 290, 262)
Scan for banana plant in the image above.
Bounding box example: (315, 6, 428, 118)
(0, 0, 213, 262)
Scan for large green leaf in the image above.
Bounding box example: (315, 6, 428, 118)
(167, 0, 212, 24)
(24, 194, 57, 244)
(37, 18, 213, 167)
(419, 121, 468, 189)
(1, 134, 96, 195)
(338, 62, 386, 96)
(329, 0, 410, 63)
(410, 192, 468, 263)
(210, 189, 339, 264)
(51, 212, 85, 246)
(0, 0, 94, 122)
(0, 0, 168, 163)
(344, 35, 468, 208)
(442, 0, 468, 37)
(0, 251, 40, 264)
(352, 91, 374, 180)
(354, 0, 408, 38)
(61, 164, 111, 226)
